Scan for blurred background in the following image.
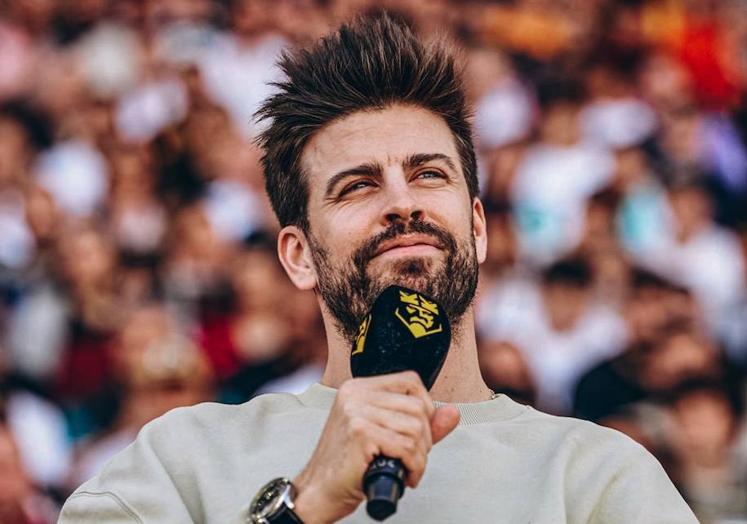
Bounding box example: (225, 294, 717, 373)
(0, 0, 745, 522)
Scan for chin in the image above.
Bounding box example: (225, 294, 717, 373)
(373, 258, 435, 291)
(373, 254, 435, 274)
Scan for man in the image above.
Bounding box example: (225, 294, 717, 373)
(60, 14, 697, 523)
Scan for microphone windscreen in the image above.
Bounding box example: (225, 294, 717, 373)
(350, 285, 450, 390)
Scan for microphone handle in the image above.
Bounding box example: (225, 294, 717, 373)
(363, 455, 406, 521)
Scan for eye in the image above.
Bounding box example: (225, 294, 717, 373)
(339, 179, 375, 197)
(415, 169, 446, 182)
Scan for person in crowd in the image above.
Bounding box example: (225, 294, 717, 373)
(629, 176, 745, 336)
(0, 420, 58, 524)
(510, 79, 614, 264)
(574, 317, 726, 424)
(666, 380, 747, 522)
(480, 255, 627, 414)
(575, 188, 632, 306)
(199, 240, 324, 401)
(52, 222, 126, 439)
(0, 350, 71, 500)
(66, 303, 212, 490)
(476, 339, 536, 406)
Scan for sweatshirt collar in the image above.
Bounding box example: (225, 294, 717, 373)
(297, 382, 527, 425)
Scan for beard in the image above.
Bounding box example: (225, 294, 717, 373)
(307, 218, 479, 343)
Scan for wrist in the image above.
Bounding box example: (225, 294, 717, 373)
(292, 472, 337, 524)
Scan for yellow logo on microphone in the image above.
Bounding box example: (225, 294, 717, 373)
(395, 291, 443, 339)
(352, 314, 371, 355)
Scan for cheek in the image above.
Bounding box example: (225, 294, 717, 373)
(313, 191, 387, 235)
(421, 193, 472, 230)
(313, 214, 372, 259)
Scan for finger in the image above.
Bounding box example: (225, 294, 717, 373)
(356, 372, 433, 412)
(431, 405, 460, 444)
(371, 426, 428, 488)
(364, 405, 432, 450)
(351, 418, 427, 488)
(367, 391, 434, 429)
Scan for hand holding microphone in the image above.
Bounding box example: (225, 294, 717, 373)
(292, 286, 459, 524)
(350, 285, 453, 520)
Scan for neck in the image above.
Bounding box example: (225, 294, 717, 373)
(320, 306, 493, 403)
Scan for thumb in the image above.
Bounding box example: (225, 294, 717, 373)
(431, 405, 460, 444)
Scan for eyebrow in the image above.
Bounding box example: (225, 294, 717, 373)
(324, 161, 383, 198)
(403, 153, 457, 173)
(324, 153, 458, 198)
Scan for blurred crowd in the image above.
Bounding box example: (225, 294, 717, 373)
(0, 0, 746, 522)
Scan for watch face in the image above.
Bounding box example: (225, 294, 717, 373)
(250, 478, 290, 520)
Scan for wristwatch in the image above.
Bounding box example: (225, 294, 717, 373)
(248, 477, 304, 524)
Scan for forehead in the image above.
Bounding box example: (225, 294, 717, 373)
(301, 105, 460, 187)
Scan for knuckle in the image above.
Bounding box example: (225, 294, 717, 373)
(338, 379, 357, 396)
(406, 417, 424, 437)
(403, 438, 417, 454)
(406, 396, 431, 418)
(403, 370, 421, 385)
(341, 399, 358, 418)
(402, 395, 420, 412)
(348, 416, 368, 438)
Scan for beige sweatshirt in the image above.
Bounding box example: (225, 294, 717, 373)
(59, 383, 697, 523)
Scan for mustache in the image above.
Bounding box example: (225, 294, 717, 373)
(352, 219, 458, 269)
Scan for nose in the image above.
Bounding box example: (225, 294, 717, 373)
(381, 183, 424, 225)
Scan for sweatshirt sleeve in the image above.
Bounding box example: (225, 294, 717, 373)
(59, 491, 142, 523)
(58, 411, 199, 523)
(589, 443, 699, 524)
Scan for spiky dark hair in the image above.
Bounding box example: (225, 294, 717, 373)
(255, 12, 477, 231)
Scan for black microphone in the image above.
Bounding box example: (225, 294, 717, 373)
(350, 285, 451, 521)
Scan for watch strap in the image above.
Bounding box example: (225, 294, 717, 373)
(269, 502, 304, 524)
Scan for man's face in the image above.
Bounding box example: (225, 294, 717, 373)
(297, 105, 486, 342)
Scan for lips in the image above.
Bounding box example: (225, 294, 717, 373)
(373, 234, 443, 258)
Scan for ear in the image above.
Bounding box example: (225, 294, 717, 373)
(472, 198, 488, 264)
(277, 225, 317, 291)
